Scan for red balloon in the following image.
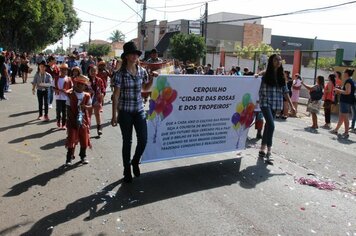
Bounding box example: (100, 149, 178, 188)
(239, 109, 248, 125)
(155, 97, 165, 114)
(163, 87, 173, 101)
(246, 103, 255, 114)
(163, 103, 173, 118)
(245, 113, 254, 127)
(166, 90, 177, 104)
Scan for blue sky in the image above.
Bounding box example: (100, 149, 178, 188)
(49, 0, 356, 50)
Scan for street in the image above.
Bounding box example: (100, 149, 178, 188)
(0, 75, 355, 236)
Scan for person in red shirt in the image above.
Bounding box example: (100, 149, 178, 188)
(65, 75, 92, 166)
(97, 60, 111, 105)
(88, 65, 105, 136)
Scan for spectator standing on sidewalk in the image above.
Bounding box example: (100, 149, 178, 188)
(290, 73, 302, 117)
(302, 75, 324, 129)
(258, 54, 295, 161)
(321, 74, 336, 129)
(331, 69, 355, 139)
(350, 79, 356, 133)
(31, 61, 52, 121)
(0, 55, 9, 100)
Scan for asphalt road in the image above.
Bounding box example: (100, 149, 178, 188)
(0, 74, 355, 236)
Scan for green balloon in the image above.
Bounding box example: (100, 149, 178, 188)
(157, 76, 167, 91)
(242, 93, 251, 107)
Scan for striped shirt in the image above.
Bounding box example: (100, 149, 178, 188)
(259, 78, 289, 111)
(113, 65, 149, 112)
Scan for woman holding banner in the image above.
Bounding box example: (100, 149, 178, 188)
(258, 54, 295, 162)
(111, 41, 150, 183)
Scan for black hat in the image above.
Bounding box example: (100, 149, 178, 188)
(39, 60, 47, 66)
(150, 48, 158, 54)
(121, 41, 142, 59)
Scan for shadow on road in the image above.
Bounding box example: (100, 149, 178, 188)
(239, 157, 285, 189)
(20, 158, 244, 235)
(40, 139, 66, 150)
(0, 221, 32, 236)
(9, 110, 38, 118)
(8, 128, 60, 144)
(0, 119, 37, 133)
(3, 164, 81, 197)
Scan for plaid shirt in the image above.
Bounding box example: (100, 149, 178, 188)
(114, 66, 149, 112)
(259, 79, 289, 111)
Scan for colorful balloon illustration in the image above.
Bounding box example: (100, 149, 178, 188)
(151, 87, 159, 100)
(236, 103, 244, 113)
(242, 93, 251, 107)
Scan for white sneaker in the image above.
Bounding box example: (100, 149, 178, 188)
(48, 104, 53, 109)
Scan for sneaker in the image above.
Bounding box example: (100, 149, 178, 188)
(321, 124, 331, 129)
(65, 160, 72, 166)
(329, 129, 338, 135)
(5, 89, 11, 93)
(43, 115, 49, 121)
(1, 96, 8, 100)
(37, 116, 43, 120)
(258, 151, 266, 158)
(48, 104, 53, 109)
(339, 133, 349, 139)
(123, 168, 133, 183)
(61, 125, 67, 130)
(81, 158, 89, 164)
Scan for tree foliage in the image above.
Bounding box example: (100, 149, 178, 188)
(169, 33, 206, 63)
(54, 47, 66, 55)
(87, 44, 111, 57)
(351, 58, 356, 67)
(109, 30, 125, 43)
(308, 57, 335, 70)
(235, 43, 280, 59)
(0, 0, 80, 52)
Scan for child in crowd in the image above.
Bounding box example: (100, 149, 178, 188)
(52, 63, 72, 129)
(87, 65, 105, 136)
(65, 75, 92, 166)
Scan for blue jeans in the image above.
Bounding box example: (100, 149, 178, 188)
(351, 104, 356, 129)
(48, 87, 54, 105)
(118, 110, 147, 169)
(261, 106, 276, 148)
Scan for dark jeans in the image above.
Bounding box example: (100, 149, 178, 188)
(37, 90, 48, 116)
(0, 77, 6, 99)
(261, 106, 276, 148)
(11, 65, 18, 83)
(324, 100, 332, 124)
(56, 100, 67, 125)
(118, 110, 148, 169)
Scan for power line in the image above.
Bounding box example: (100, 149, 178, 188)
(207, 1, 356, 24)
(268, 18, 356, 26)
(92, 12, 141, 34)
(74, 7, 137, 23)
(147, 4, 203, 13)
(120, 0, 142, 19)
(148, 0, 218, 9)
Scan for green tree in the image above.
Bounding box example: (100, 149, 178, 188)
(88, 44, 111, 57)
(54, 47, 66, 55)
(169, 33, 206, 63)
(0, 0, 80, 52)
(235, 43, 279, 60)
(308, 57, 335, 70)
(351, 58, 356, 67)
(44, 49, 53, 55)
(109, 30, 125, 43)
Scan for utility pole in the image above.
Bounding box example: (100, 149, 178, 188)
(140, 0, 147, 53)
(83, 21, 93, 50)
(202, 2, 208, 65)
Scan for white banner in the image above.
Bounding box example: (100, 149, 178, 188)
(142, 75, 261, 163)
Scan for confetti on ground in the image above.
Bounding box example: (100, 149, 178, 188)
(297, 177, 336, 191)
(300, 207, 305, 211)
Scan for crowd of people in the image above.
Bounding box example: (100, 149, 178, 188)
(1, 43, 355, 180)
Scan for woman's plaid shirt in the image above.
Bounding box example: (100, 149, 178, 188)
(259, 79, 289, 111)
(113, 66, 149, 112)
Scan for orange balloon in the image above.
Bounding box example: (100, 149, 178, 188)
(246, 103, 255, 114)
(163, 87, 173, 101)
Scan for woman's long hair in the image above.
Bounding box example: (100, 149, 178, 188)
(263, 54, 285, 87)
(317, 75, 325, 90)
(328, 74, 336, 87)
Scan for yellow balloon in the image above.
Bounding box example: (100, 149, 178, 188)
(150, 111, 156, 120)
(151, 88, 159, 101)
(233, 123, 241, 130)
(236, 103, 244, 113)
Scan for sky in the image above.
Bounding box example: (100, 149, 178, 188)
(49, 0, 356, 50)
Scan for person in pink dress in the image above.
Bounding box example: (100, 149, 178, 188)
(290, 73, 302, 117)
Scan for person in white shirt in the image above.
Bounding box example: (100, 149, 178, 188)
(52, 63, 73, 129)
